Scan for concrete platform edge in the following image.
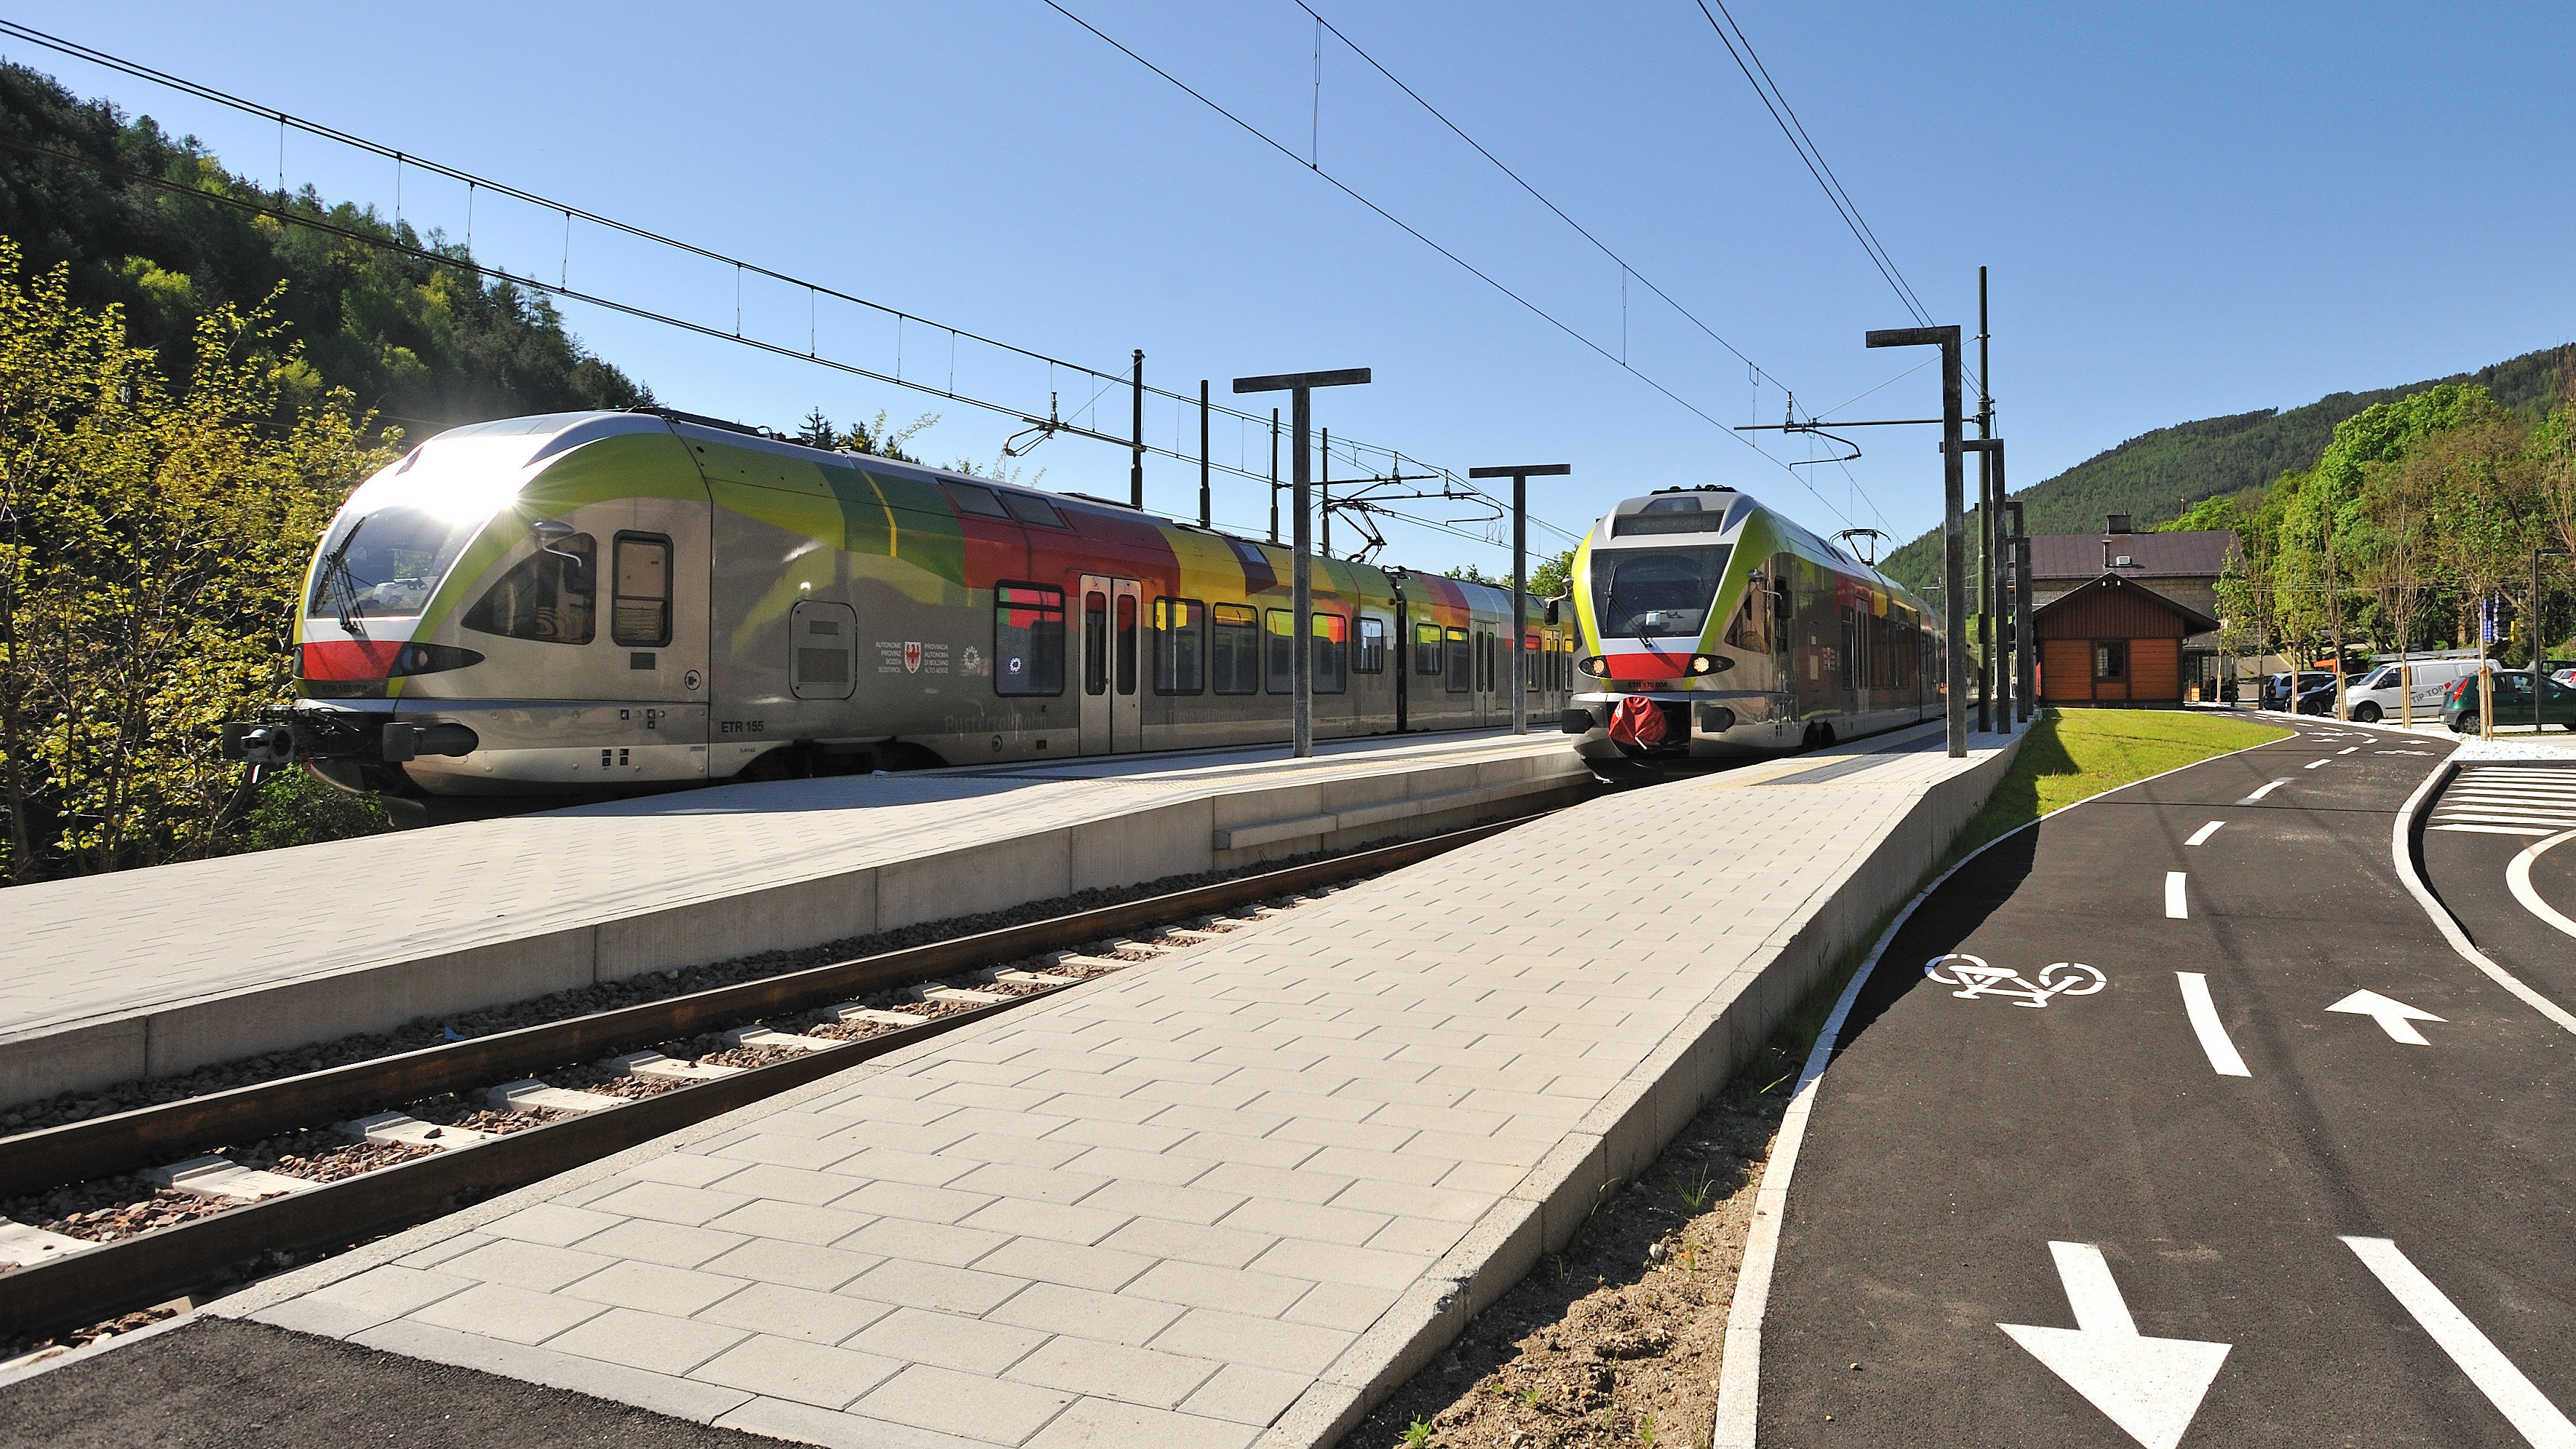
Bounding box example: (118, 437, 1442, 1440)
(1257, 726, 2027, 1448)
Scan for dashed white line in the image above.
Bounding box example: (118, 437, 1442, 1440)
(2165, 872, 2189, 918)
(2340, 746, 2361, 755)
(2240, 779, 2290, 803)
(2177, 973, 2251, 1076)
(2305, 759, 2331, 769)
(2342, 1237, 2576, 1448)
(2186, 821, 2225, 846)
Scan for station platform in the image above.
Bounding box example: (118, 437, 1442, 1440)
(208, 719, 2026, 1449)
(0, 730, 1589, 1105)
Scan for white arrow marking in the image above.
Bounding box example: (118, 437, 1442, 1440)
(2326, 989, 2445, 1044)
(2342, 1237, 2576, 1448)
(1999, 1242, 2231, 1449)
(2165, 872, 2189, 918)
(2239, 779, 2289, 803)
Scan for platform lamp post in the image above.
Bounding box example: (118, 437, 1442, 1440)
(1866, 325, 1967, 758)
(1232, 368, 1370, 758)
(1469, 464, 1573, 734)
(1962, 438, 2011, 731)
(2537, 546, 2569, 732)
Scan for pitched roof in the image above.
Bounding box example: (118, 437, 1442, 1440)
(2032, 571, 2222, 634)
(2029, 528, 2239, 580)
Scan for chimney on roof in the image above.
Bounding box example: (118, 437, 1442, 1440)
(2103, 513, 2132, 570)
(2107, 513, 2132, 535)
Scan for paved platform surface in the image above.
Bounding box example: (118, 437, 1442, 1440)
(1745, 720, 2576, 1446)
(203, 720, 2023, 1449)
(1, 729, 1584, 1103)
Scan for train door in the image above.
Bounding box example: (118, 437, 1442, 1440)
(1393, 592, 1410, 732)
(592, 496, 711, 782)
(1078, 573, 1142, 755)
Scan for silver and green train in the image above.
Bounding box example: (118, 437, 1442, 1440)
(1560, 485, 1945, 767)
(226, 410, 1573, 824)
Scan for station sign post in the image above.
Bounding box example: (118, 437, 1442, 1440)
(1468, 464, 1572, 735)
(1231, 368, 1370, 758)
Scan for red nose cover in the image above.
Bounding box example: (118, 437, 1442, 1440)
(1608, 695, 1667, 748)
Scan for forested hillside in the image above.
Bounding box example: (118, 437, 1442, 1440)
(0, 63, 648, 431)
(1883, 347, 2565, 599)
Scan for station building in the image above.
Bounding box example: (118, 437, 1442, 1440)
(2027, 513, 2238, 702)
(2032, 571, 2222, 707)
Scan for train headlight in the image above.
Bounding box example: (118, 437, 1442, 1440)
(387, 643, 487, 678)
(1687, 654, 1731, 675)
(1577, 655, 1609, 678)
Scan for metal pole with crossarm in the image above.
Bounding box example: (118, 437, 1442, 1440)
(1867, 325, 1967, 758)
(1232, 368, 1370, 757)
(1470, 464, 1572, 734)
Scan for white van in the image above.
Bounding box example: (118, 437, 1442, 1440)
(2344, 657, 2481, 722)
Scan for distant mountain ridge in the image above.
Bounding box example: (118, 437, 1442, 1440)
(1880, 346, 2566, 600)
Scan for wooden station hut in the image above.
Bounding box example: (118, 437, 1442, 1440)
(2033, 573, 2221, 707)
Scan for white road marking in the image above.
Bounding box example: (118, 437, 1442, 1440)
(2185, 821, 2224, 846)
(2325, 989, 2445, 1044)
(2177, 973, 2251, 1076)
(2340, 746, 2361, 755)
(2434, 809, 2576, 825)
(2507, 829, 2576, 940)
(2341, 1237, 2576, 1449)
(1997, 1242, 2232, 1449)
(2394, 764, 2576, 1040)
(1709, 729, 2308, 1449)
(2239, 779, 2290, 803)
(2436, 824, 2559, 836)
(2165, 873, 2189, 918)
(2305, 758, 2331, 769)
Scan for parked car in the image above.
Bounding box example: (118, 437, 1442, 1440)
(2342, 657, 2485, 723)
(2261, 671, 2336, 710)
(2441, 668, 2576, 732)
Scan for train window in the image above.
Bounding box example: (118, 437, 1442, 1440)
(1000, 493, 1068, 529)
(1725, 579, 1771, 654)
(1356, 616, 1387, 674)
(1313, 613, 1348, 694)
(942, 481, 1011, 518)
(1445, 627, 1470, 693)
(1116, 594, 1139, 696)
(1524, 633, 1541, 691)
(462, 533, 595, 645)
(1212, 604, 1258, 695)
(1594, 545, 1733, 639)
(609, 533, 672, 648)
(1415, 622, 1442, 675)
(1154, 598, 1206, 694)
(1084, 591, 1110, 695)
(1265, 610, 1295, 694)
(994, 582, 1065, 696)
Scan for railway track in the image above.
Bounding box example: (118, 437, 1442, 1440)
(0, 817, 1528, 1347)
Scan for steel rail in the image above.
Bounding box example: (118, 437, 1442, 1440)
(0, 814, 1533, 1342)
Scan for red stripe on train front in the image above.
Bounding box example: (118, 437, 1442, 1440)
(1603, 652, 1690, 680)
(303, 640, 405, 680)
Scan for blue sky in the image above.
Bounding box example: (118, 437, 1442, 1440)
(16, 2, 2576, 571)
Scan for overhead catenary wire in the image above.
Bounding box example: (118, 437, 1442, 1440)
(1689, 0, 1927, 327)
(0, 19, 1586, 555)
(1039, 0, 1875, 534)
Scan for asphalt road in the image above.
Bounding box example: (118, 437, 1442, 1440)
(1754, 723, 2576, 1448)
(2421, 761, 2576, 1004)
(0, 1318, 789, 1448)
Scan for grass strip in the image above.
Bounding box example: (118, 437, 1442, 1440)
(1949, 706, 2293, 864)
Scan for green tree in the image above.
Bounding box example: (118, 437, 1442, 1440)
(0, 242, 393, 883)
(0, 63, 650, 432)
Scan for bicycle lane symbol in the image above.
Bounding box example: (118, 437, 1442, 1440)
(1925, 954, 2106, 1009)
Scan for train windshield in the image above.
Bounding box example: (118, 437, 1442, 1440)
(1592, 545, 1733, 640)
(309, 505, 486, 622)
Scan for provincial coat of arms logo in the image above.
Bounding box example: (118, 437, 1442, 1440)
(903, 642, 923, 673)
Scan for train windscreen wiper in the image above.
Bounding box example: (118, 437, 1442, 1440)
(319, 516, 368, 635)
